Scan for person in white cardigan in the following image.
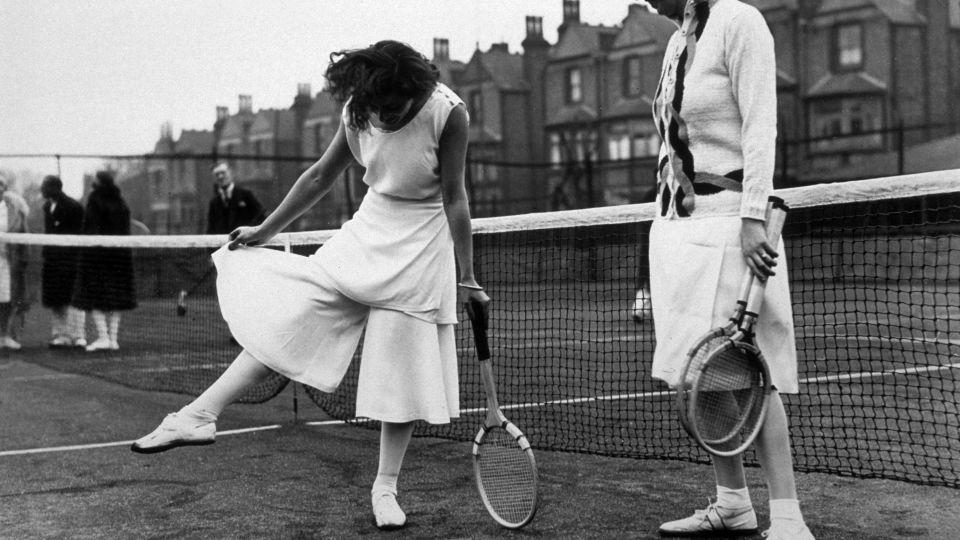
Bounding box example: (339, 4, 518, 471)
(132, 40, 487, 531)
(643, 1, 814, 539)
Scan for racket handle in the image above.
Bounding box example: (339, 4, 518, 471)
(742, 199, 790, 323)
(466, 297, 491, 361)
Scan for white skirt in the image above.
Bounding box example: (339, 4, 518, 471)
(649, 215, 799, 393)
(212, 246, 460, 424)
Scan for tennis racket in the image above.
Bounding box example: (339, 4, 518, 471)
(677, 268, 754, 435)
(682, 197, 789, 457)
(465, 297, 538, 529)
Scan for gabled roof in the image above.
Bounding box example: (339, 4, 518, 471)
(460, 45, 527, 90)
(611, 6, 676, 49)
(551, 24, 621, 60)
(546, 103, 599, 126)
(815, 0, 925, 24)
(174, 130, 214, 153)
(806, 71, 887, 97)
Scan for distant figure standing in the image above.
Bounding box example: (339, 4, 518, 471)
(41, 175, 87, 349)
(206, 162, 264, 234)
(0, 173, 30, 350)
(73, 170, 137, 352)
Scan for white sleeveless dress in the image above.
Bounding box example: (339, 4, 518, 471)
(213, 83, 464, 423)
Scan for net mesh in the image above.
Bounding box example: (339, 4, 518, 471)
(3, 171, 959, 487)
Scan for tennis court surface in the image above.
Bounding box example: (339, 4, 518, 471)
(2, 170, 959, 538)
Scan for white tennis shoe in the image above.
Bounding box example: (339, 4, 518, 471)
(762, 521, 815, 540)
(658, 500, 758, 537)
(372, 491, 406, 530)
(130, 412, 216, 454)
(631, 288, 652, 323)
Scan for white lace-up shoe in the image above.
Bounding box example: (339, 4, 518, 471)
(631, 288, 653, 323)
(85, 338, 113, 352)
(763, 521, 815, 540)
(372, 491, 406, 530)
(659, 500, 758, 537)
(130, 412, 216, 454)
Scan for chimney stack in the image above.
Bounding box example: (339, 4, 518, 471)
(160, 121, 173, 140)
(560, 0, 581, 32)
(238, 94, 253, 114)
(433, 38, 450, 62)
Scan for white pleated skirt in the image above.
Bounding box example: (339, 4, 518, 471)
(649, 215, 799, 393)
(214, 246, 460, 424)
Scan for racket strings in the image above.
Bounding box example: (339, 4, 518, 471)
(694, 347, 766, 447)
(476, 427, 536, 525)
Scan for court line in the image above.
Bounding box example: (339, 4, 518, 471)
(4, 362, 958, 457)
(0, 425, 283, 457)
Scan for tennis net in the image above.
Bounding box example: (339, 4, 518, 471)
(3, 170, 958, 487)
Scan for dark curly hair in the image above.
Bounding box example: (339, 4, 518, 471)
(324, 40, 439, 130)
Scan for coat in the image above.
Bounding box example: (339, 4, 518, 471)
(206, 184, 265, 234)
(41, 193, 85, 308)
(72, 189, 137, 311)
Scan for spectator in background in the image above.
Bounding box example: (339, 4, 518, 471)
(206, 162, 265, 234)
(0, 172, 31, 350)
(41, 175, 87, 349)
(73, 170, 137, 352)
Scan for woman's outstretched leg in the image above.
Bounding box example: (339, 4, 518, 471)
(371, 421, 415, 529)
(131, 350, 272, 453)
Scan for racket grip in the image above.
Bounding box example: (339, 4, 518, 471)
(466, 297, 491, 361)
(742, 198, 790, 320)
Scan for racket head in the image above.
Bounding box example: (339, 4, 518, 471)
(677, 331, 731, 435)
(472, 420, 539, 529)
(687, 339, 771, 457)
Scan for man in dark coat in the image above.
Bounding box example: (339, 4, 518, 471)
(40, 175, 87, 348)
(206, 162, 265, 234)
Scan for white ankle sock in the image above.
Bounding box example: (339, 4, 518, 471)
(769, 498, 803, 522)
(178, 404, 218, 423)
(372, 473, 399, 496)
(716, 486, 752, 510)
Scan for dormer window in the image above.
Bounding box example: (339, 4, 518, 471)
(835, 24, 863, 71)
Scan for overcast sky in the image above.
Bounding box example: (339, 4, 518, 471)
(0, 1, 642, 196)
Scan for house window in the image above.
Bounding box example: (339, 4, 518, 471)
(835, 24, 863, 70)
(549, 133, 563, 168)
(608, 133, 630, 161)
(632, 133, 660, 158)
(950, 0, 960, 28)
(809, 97, 883, 153)
(623, 56, 642, 97)
(566, 67, 583, 103)
(469, 90, 483, 125)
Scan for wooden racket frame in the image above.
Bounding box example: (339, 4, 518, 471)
(466, 298, 539, 529)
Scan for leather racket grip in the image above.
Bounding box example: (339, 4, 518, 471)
(466, 297, 491, 361)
